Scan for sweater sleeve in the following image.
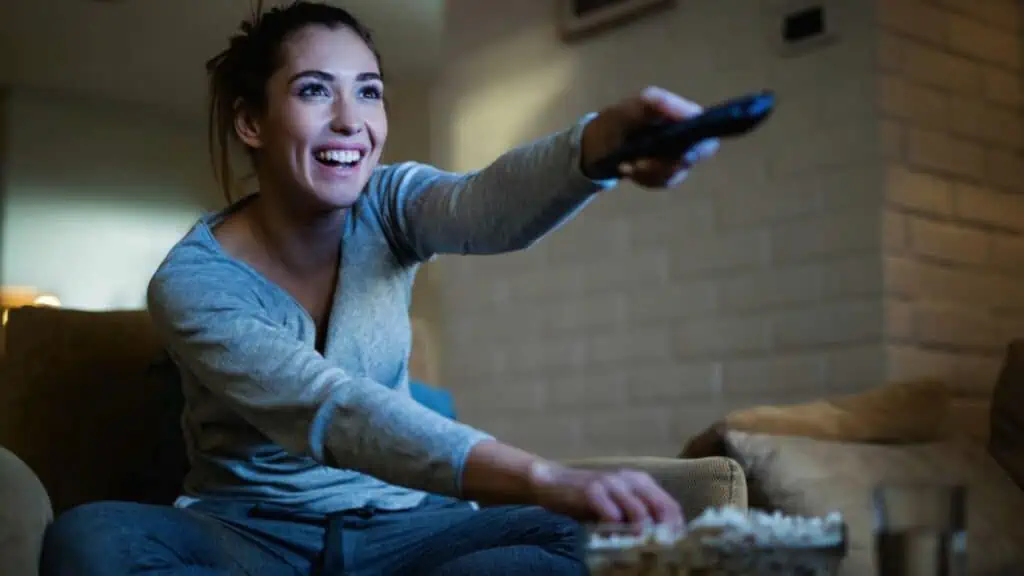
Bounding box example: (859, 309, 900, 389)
(146, 256, 493, 498)
(371, 114, 618, 262)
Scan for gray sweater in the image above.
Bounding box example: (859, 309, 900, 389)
(147, 116, 615, 513)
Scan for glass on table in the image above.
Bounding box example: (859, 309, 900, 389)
(873, 483, 967, 576)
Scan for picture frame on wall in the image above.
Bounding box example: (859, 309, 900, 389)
(558, 0, 676, 42)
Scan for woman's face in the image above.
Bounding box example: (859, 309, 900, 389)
(238, 24, 387, 211)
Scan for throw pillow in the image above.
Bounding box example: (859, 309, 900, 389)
(680, 379, 951, 459)
(725, 431, 1024, 576)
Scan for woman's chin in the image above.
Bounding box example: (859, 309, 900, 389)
(310, 185, 364, 209)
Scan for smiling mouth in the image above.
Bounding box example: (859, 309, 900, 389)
(314, 149, 364, 168)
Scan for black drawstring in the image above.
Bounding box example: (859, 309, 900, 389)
(318, 507, 376, 574)
(318, 512, 347, 576)
(248, 503, 381, 575)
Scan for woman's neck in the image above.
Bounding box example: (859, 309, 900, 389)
(246, 190, 345, 277)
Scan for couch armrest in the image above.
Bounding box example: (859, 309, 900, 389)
(0, 446, 52, 576)
(561, 456, 747, 518)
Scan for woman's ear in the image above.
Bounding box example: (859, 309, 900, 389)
(233, 99, 263, 150)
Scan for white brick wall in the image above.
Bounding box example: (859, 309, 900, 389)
(427, 0, 1023, 459)
(426, 0, 883, 459)
(878, 0, 1024, 394)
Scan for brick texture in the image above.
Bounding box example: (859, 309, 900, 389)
(427, 0, 1022, 459)
(878, 0, 1024, 395)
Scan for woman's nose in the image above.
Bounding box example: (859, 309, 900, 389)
(331, 102, 362, 135)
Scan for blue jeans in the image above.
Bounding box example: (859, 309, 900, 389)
(40, 496, 586, 575)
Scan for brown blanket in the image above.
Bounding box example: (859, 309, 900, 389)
(681, 379, 952, 458)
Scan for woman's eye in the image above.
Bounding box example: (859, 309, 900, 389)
(298, 83, 330, 99)
(359, 85, 383, 100)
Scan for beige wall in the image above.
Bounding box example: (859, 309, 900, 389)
(429, 0, 1024, 460)
(0, 87, 220, 310)
(0, 88, 7, 288)
(430, 0, 882, 459)
(381, 82, 432, 165)
(879, 1, 1024, 389)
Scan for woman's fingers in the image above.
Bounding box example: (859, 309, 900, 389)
(601, 473, 653, 525)
(619, 136, 720, 187)
(532, 462, 684, 528)
(621, 470, 684, 528)
(583, 479, 624, 524)
(583, 469, 684, 528)
(638, 85, 703, 121)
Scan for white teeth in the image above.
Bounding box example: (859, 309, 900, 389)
(316, 149, 362, 165)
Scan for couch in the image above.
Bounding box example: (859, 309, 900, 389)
(681, 343, 1024, 575)
(0, 306, 747, 576)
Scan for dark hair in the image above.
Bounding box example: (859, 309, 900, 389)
(205, 1, 383, 203)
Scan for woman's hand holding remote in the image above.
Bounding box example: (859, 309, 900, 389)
(580, 85, 721, 187)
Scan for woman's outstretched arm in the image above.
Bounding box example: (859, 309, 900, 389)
(371, 115, 613, 261)
(371, 87, 718, 262)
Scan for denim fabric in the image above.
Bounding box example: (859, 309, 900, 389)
(41, 496, 585, 576)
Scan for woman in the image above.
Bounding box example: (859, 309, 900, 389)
(41, 2, 719, 574)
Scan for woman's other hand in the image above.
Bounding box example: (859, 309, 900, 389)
(527, 460, 684, 528)
(580, 86, 720, 188)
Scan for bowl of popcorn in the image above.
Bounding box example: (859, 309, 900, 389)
(584, 506, 847, 576)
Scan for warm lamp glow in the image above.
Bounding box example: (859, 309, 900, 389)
(0, 286, 41, 309)
(0, 287, 62, 326)
(33, 295, 61, 307)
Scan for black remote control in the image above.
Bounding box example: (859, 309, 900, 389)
(587, 90, 776, 180)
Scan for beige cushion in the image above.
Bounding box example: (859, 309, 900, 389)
(0, 445, 51, 576)
(725, 432, 1024, 576)
(950, 397, 991, 444)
